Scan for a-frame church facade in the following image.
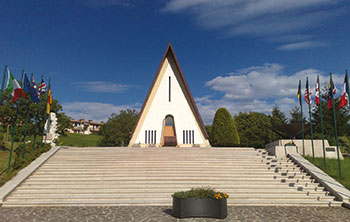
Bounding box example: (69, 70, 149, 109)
(129, 44, 210, 147)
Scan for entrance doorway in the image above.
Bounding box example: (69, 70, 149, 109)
(161, 115, 177, 146)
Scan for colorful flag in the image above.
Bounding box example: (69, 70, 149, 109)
(46, 89, 52, 114)
(304, 78, 312, 106)
(38, 79, 47, 94)
(339, 72, 349, 110)
(315, 77, 320, 106)
(23, 74, 40, 103)
(5, 68, 26, 102)
(327, 76, 335, 109)
(297, 80, 302, 106)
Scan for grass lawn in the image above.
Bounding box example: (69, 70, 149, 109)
(58, 133, 102, 147)
(0, 141, 21, 186)
(304, 156, 350, 190)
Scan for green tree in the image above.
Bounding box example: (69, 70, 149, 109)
(0, 90, 66, 142)
(312, 87, 350, 145)
(56, 113, 72, 135)
(210, 108, 240, 147)
(205, 125, 212, 140)
(234, 112, 277, 148)
(99, 109, 139, 146)
(289, 106, 303, 124)
(271, 106, 288, 127)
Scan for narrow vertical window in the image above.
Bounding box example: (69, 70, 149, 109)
(169, 76, 171, 102)
(183, 130, 185, 144)
(189, 130, 191, 145)
(145, 130, 147, 144)
(154, 130, 156, 144)
(186, 130, 188, 144)
(151, 130, 153, 144)
(148, 130, 150, 144)
(192, 130, 194, 144)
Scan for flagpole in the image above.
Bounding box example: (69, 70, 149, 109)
(318, 75, 327, 170)
(346, 70, 349, 106)
(0, 65, 8, 104)
(306, 77, 315, 161)
(299, 80, 305, 155)
(40, 78, 50, 148)
(21, 71, 31, 158)
(7, 101, 20, 172)
(32, 75, 43, 150)
(330, 73, 342, 180)
(20, 71, 24, 86)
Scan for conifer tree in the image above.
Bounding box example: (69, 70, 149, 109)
(210, 107, 240, 147)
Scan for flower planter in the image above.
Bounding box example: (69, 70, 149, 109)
(172, 197, 227, 219)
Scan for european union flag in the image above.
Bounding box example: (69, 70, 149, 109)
(23, 74, 40, 103)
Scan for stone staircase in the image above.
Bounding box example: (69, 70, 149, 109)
(2, 147, 343, 207)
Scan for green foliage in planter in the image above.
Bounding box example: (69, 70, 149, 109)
(13, 142, 51, 170)
(172, 187, 228, 199)
(210, 108, 240, 146)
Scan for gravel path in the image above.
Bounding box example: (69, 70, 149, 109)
(0, 206, 349, 222)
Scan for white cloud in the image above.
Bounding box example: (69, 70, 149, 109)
(268, 34, 314, 43)
(163, 0, 345, 49)
(74, 81, 130, 93)
(62, 101, 140, 121)
(196, 97, 274, 124)
(278, 41, 328, 51)
(197, 63, 345, 124)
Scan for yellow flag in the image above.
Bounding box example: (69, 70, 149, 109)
(46, 89, 52, 114)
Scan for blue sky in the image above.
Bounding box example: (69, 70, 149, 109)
(1, 0, 350, 124)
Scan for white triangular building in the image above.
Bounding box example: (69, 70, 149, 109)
(129, 43, 210, 147)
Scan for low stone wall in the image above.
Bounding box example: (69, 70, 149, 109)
(288, 153, 350, 202)
(266, 139, 343, 159)
(265, 145, 298, 158)
(0, 146, 61, 205)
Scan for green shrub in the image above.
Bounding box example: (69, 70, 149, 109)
(210, 108, 240, 146)
(338, 136, 350, 154)
(13, 142, 51, 170)
(172, 187, 228, 199)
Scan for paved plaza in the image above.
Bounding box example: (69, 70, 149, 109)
(0, 206, 349, 222)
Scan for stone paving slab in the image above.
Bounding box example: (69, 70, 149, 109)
(0, 206, 349, 222)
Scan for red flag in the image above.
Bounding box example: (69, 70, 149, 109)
(304, 78, 312, 106)
(315, 77, 320, 106)
(339, 73, 349, 110)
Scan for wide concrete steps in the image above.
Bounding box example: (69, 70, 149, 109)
(2, 147, 342, 207)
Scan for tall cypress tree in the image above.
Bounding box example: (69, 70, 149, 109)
(210, 107, 240, 147)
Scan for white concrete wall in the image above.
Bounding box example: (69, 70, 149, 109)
(133, 58, 208, 146)
(265, 139, 343, 159)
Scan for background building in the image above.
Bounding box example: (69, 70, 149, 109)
(68, 119, 104, 135)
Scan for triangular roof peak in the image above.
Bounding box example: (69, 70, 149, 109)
(129, 44, 209, 146)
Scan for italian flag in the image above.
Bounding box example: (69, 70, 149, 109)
(5, 69, 26, 102)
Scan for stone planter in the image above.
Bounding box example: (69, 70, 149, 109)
(172, 197, 227, 219)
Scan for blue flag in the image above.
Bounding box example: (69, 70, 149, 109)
(23, 74, 40, 103)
